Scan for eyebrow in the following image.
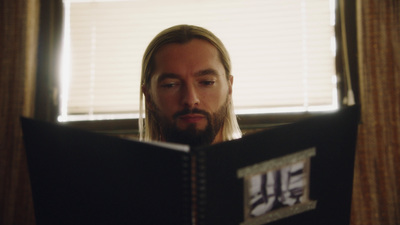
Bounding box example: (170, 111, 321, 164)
(194, 68, 220, 77)
(157, 73, 180, 83)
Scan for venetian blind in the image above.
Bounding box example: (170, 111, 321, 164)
(59, 0, 337, 122)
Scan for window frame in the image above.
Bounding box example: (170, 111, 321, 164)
(35, 0, 359, 136)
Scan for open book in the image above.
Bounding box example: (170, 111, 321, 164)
(21, 106, 359, 225)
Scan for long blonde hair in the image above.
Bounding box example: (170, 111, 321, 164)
(139, 24, 242, 142)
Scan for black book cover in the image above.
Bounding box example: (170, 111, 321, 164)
(21, 105, 359, 225)
(193, 105, 359, 225)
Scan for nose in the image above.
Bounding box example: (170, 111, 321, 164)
(182, 83, 200, 108)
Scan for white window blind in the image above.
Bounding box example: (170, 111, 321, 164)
(59, 0, 338, 122)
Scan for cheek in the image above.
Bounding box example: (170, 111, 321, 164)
(201, 89, 229, 110)
(152, 92, 179, 115)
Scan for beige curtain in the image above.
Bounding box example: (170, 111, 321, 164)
(352, 0, 400, 224)
(0, 1, 39, 224)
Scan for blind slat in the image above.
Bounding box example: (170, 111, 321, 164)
(59, 0, 337, 122)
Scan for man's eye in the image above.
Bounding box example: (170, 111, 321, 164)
(200, 80, 216, 86)
(161, 82, 179, 88)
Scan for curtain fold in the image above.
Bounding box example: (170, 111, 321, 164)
(0, 1, 39, 224)
(351, 1, 400, 224)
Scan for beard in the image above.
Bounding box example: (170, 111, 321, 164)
(151, 98, 229, 147)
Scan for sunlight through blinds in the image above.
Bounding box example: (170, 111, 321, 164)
(59, 0, 337, 122)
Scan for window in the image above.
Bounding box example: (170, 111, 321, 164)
(59, 0, 341, 127)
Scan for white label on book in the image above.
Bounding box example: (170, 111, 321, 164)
(238, 147, 317, 225)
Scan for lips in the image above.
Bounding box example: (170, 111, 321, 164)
(179, 114, 206, 123)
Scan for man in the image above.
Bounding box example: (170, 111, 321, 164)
(139, 24, 242, 146)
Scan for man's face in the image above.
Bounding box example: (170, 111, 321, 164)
(145, 39, 233, 146)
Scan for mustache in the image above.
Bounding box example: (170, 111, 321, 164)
(173, 108, 210, 120)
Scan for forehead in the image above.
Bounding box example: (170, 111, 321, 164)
(153, 39, 223, 75)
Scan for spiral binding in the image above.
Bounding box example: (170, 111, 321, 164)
(181, 154, 192, 225)
(195, 150, 207, 225)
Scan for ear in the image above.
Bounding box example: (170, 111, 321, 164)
(142, 85, 153, 110)
(228, 75, 234, 95)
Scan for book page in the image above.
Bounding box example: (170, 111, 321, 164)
(141, 139, 190, 152)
